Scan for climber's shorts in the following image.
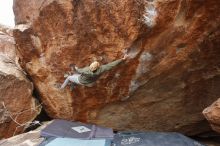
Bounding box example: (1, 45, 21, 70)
(67, 74, 82, 85)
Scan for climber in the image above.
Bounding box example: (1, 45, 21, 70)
(60, 54, 128, 89)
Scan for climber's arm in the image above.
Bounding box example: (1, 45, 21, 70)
(75, 66, 89, 74)
(101, 59, 123, 72)
(100, 54, 128, 73)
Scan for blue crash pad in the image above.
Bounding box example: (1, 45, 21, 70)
(42, 138, 111, 146)
(113, 132, 205, 146)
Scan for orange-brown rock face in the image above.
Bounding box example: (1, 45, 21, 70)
(13, 0, 220, 135)
(0, 28, 41, 138)
(203, 98, 220, 133)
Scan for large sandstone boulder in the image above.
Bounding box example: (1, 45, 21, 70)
(203, 98, 220, 133)
(0, 26, 41, 138)
(13, 0, 220, 135)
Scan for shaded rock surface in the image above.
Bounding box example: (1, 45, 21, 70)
(203, 98, 220, 133)
(0, 27, 41, 138)
(0, 122, 50, 146)
(13, 0, 220, 135)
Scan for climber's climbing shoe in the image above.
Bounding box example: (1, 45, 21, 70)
(70, 83, 76, 91)
(54, 83, 62, 89)
(64, 73, 69, 78)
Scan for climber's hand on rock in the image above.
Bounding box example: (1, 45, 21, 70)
(75, 66, 79, 70)
(69, 64, 75, 71)
(123, 54, 129, 60)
